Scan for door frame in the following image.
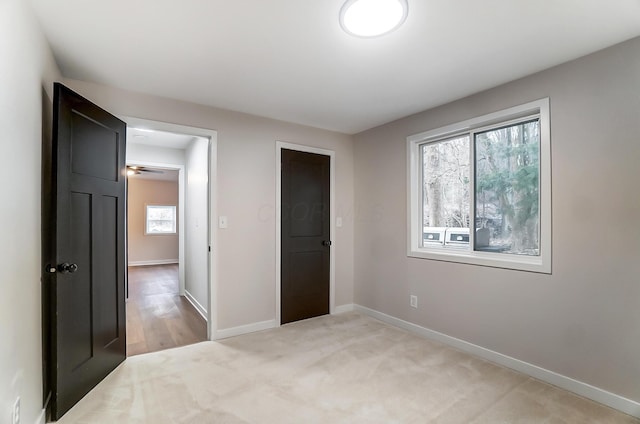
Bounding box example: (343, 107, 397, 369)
(123, 116, 218, 340)
(275, 141, 336, 326)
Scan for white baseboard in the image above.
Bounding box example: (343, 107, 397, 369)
(36, 392, 50, 424)
(354, 304, 640, 419)
(214, 319, 277, 340)
(214, 307, 355, 340)
(35, 408, 46, 424)
(333, 304, 354, 314)
(184, 290, 207, 321)
(128, 259, 178, 267)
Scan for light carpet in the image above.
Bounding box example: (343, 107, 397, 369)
(57, 312, 638, 423)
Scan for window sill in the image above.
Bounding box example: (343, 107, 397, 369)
(407, 247, 550, 274)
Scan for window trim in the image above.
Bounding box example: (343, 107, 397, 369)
(407, 98, 551, 273)
(145, 204, 177, 235)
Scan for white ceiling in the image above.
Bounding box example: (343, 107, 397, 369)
(30, 0, 640, 134)
(127, 167, 179, 182)
(126, 128, 195, 182)
(127, 127, 196, 149)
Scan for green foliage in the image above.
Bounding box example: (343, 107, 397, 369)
(475, 121, 540, 252)
(422, 119, 541, 253)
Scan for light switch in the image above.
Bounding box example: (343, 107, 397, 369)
(336, 217, 343, 228)
(218, 216, 228, 229)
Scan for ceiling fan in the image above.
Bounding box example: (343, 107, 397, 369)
(126, 166, 164, 176)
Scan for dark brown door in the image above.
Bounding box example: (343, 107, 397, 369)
(45, 83, 127, 420)
(281, 149, 330, 324)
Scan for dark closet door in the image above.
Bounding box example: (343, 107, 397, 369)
(281, 149, 330, 324)
(45, 83, 127, 420)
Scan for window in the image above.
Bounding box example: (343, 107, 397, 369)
(407, 99, 551, 273)
(145, 205, 177, 235)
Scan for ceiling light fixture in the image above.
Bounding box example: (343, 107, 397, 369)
(340, 0, 408, 38)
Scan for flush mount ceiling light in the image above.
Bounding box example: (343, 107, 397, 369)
(340, 0, 408, 38)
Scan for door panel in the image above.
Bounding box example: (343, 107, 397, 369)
(289, 160, 324, 237)
(290, 251, 324, 296)
(61, 192, 93, 371)
(281, 149, 330, 324)
(96, 195, 119, 346)
(46, 83, 127, 420)
(70, 111, 120, 181)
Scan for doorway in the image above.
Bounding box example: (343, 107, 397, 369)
(124, 119, 218, 353)
(276, 142, 336, 325)
(125, 162, 206, 355)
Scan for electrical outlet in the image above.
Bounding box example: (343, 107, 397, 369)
(410, 295, 418, 308)
(12, 397, 20, 424)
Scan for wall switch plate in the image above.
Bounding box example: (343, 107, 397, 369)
(336, 217, 343, 228)
(12, 397, 20, 424)
(410, 295, 418, 308)
(218, 216, 228, 229)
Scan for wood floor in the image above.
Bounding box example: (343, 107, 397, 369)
(126, 264, 207, 356)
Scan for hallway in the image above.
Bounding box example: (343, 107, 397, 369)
(126, 264, 207, 356)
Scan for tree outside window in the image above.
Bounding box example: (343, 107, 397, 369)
(408, 98, 550, 273)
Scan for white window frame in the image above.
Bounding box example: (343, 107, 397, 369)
(407, 98, 551, 273)
(145, 204, 177, 235)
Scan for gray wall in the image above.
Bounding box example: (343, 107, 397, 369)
(127, 143, 185, 166)
(0, 0, 61, 422)
(185, 137, 210, 312)
(353, 36, 640, 402)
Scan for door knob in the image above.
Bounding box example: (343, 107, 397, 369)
(57, 263, 79, 273)
(322, 240, 332, 247)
